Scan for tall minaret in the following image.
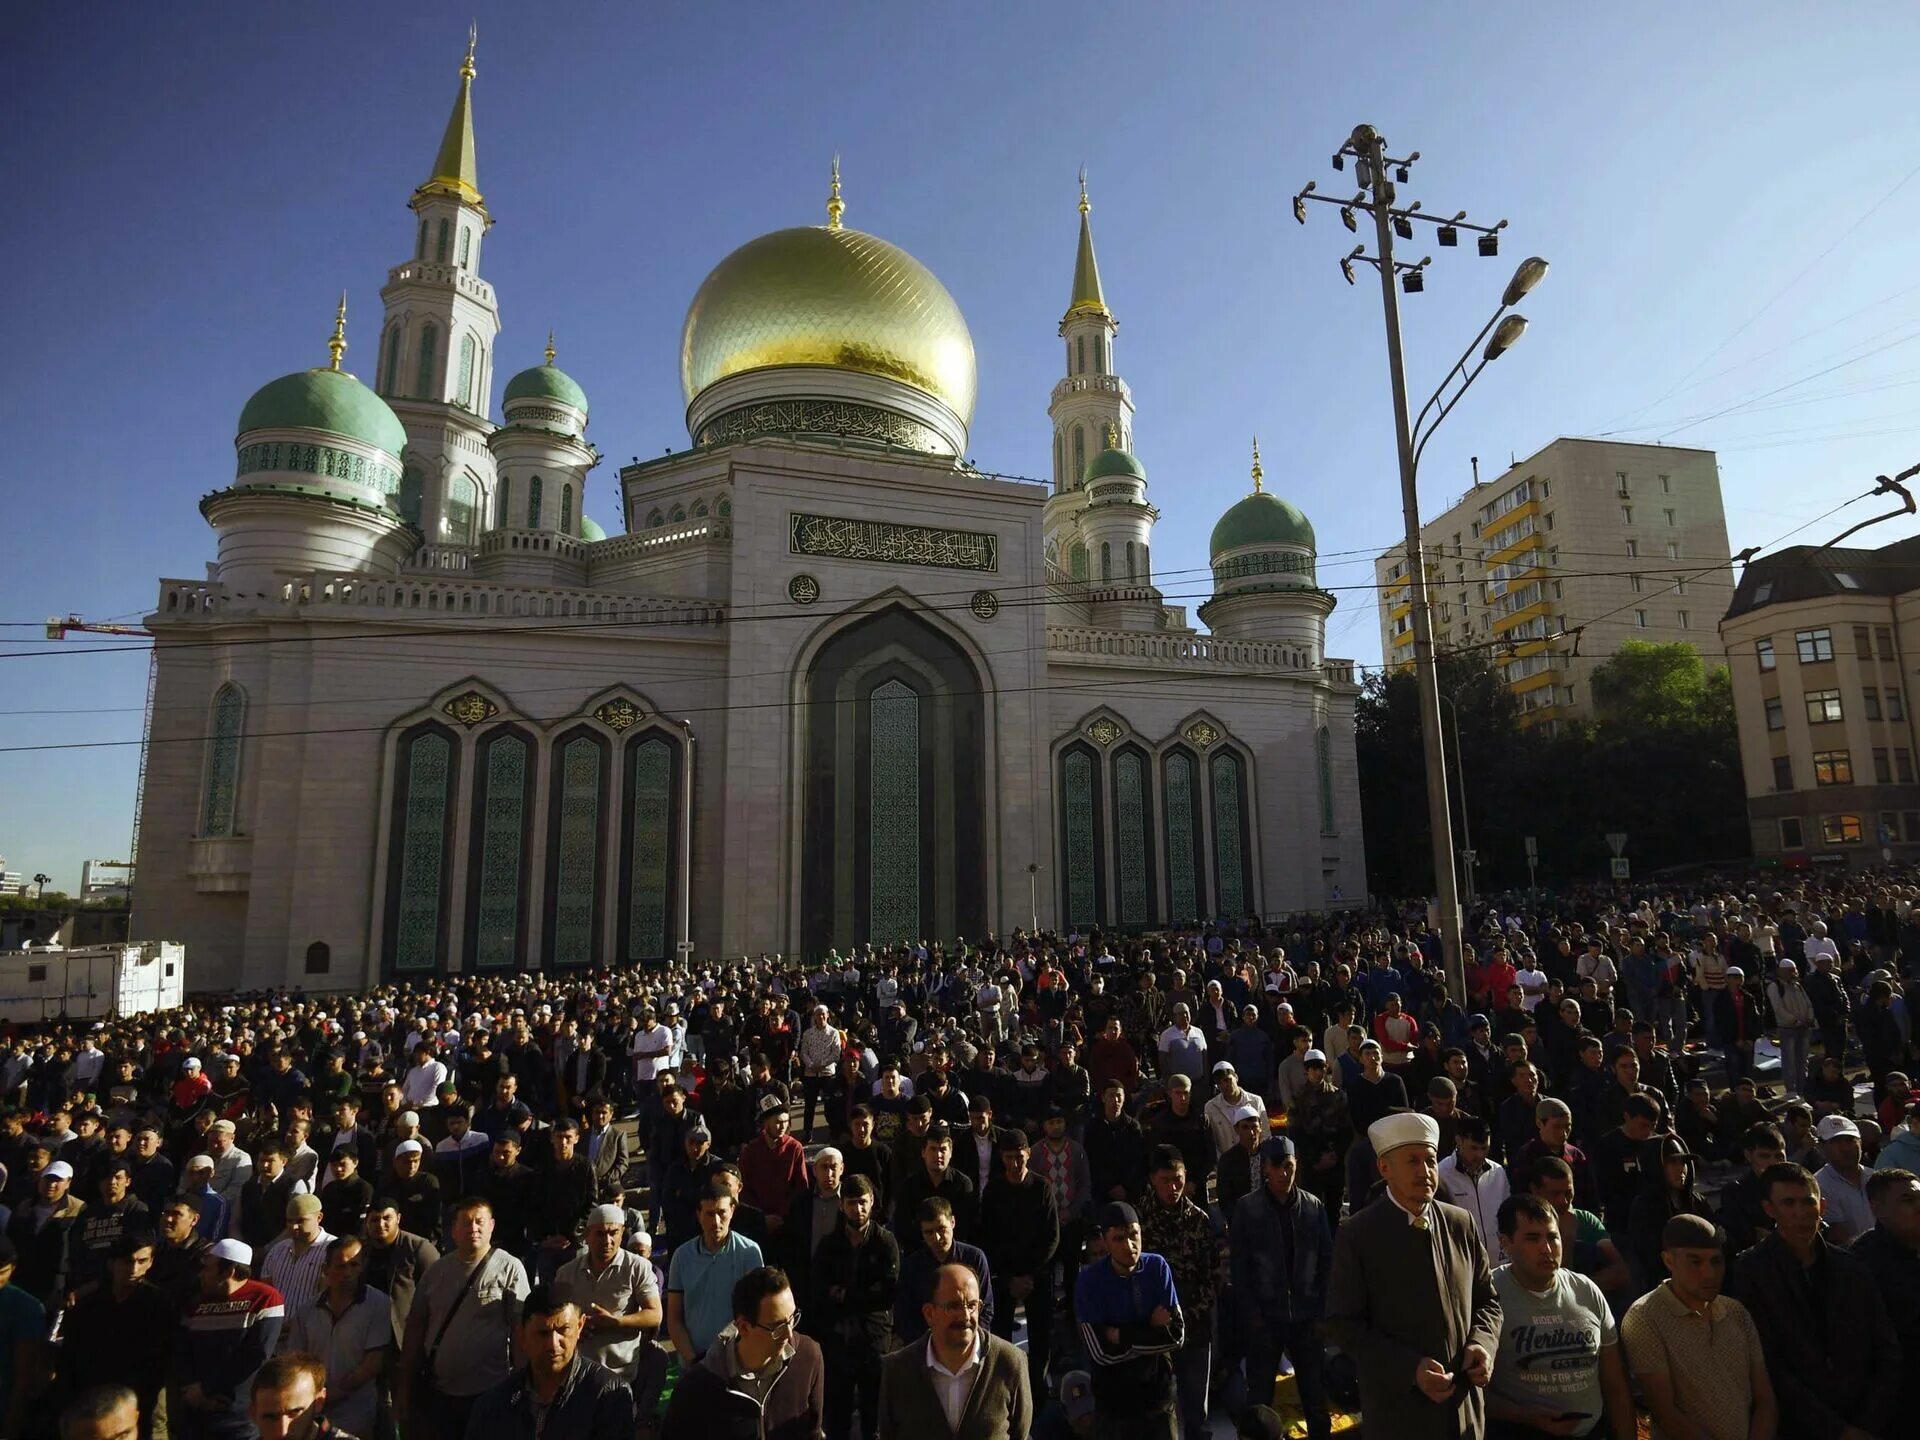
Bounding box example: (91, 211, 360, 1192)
(375, 27, 502, 550)
(1047, 172, 1133, 491)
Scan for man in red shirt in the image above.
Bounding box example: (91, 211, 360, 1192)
(738, 1094, 808, 1240)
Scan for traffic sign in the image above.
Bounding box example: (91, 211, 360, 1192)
(1610, 857, 1631, 879)
(1606, 832, 1628, 857)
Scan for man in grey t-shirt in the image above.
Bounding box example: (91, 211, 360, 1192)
(1489, 1194, 1634, 1439)
(400, 1194, 530, 1440)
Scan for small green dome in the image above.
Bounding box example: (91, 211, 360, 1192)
(1084, 447, 1147, 483)
(237, 368, 406, 457)
(1210, 491, 1316, 557)
(503, 363, 589, 413)
(579, 515, 607, 542)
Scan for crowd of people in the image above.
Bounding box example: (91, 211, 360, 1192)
(21, 867, 1920, 1440)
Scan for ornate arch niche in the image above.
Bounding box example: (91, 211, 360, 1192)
(799, 604, 987, 957)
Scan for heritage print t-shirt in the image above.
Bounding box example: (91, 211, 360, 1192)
(1490, 1265, 1614, 1436)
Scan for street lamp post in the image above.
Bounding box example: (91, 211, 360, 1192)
(1294, 123, 1546, 1006)
(1439, 692, 1476, 905)
(1026, 863, 1041, 934)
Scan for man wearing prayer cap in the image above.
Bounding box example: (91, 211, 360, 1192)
(1327, 1110, 1500, 1438)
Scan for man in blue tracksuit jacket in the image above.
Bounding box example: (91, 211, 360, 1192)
(1075, 1201, 1185, 1440)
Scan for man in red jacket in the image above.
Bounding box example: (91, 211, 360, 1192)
(740, 1095, 809, 1241)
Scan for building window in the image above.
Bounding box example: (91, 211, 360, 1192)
(1072, 426, 1085, 482)
(1796, 628, 1835, 663)
(1877, 626, 1895, 659)
(469, 728, 533, 970)
(545, 730, 608, 968)
(1678, 610, 1690, 629)
(1836, 572, 1862, 590)
(1864, 689, 1882, 721)
(621, 732, 681, 963)
(1634, 610, 1649, 628)
(1621, 505, 1633, 525)
(1061, 744, 1103, 930)
(416, 324, 438, 398)
(1076, 335, 1086, 374)
(381, 326, 401, 397)
(386, 722, 457, 973)
(1900, 748, 1916, 784)
(527, 474, 543, 528)
(1756, 639, 1775, 670)
(1163, 749, 1203, 922)
(1805, 689, 1844, 724)
(1773, 755, 1794, 791)
(1626, 540, 1639, 559)
(1660, 473, 1671, 493)
(1876, 748, 1893, 783)
(201, 683, 246, 837)
(1676, 578, 1687, 595)
(457, 333, 475, 409)
(1630, 575, 1643, 593)
(1100, 542, 1112, 582)
(1780, 817, 1804, 849)
(304, 941, 330, 975)
(445, 473, 477, 544)
(1813, 750, 1853, 786)
(1666, 542, 1680, 560)
(1855, 624, 1872, 659)
(417, 219, 428, 260)
(1211, 749, 1251, 921)
(1316, 726, 1336, 834)
(1112, 747, 1154, 926)
(458, 226, 471, 268)
(1764, 697, 1784, 731)
(397, 466, 424, 527)
(1617, 471, 1630, 494)
(435, 218, 451, 263)
(1890, 689, 1906, 721)
(497, 477, 511, 528)
(1544, 511, 1555, 530)
(1906, 811, 1920, 842)
(1664, 508, 1676, 526)
(1822, 814, 1864, 845)
(561, 484, 573, 536)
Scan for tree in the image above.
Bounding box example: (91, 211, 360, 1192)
(1591, 640, 1734, 739)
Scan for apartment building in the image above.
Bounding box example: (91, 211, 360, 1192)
(1721, 535, 1920, 867)
(1373, 438, 1732, 729)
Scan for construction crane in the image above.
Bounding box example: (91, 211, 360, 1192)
(45, 615, 155, 925)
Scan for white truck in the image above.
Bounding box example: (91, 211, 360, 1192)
(0, 941, 185, 1024)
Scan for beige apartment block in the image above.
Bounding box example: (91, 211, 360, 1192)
(1721, 537, 1920, 869)
(1373, 438, 1732, 729)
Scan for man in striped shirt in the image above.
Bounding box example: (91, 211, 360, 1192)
(259, 1194, 333, 1351)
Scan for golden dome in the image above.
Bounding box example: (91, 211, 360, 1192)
(681, 224, 977, 424)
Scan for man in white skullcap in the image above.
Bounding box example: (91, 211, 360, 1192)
(554, 1203, 662, 1391)
(1326, 1111, 1500, 1439)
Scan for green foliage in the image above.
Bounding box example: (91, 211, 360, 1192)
(1357, 645, 1747, 896)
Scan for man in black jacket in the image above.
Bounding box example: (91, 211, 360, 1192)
(809, 1176, 898, 1440)
(1086, 1081, 1147, 1203)
(1850, 1167, 1920, 1370)
(481, 1131, 538, 1259)
(891, 1122, 976, 1252)
(1728, 1162, 1901, 1439)
(978, 1128, 1060, 1393)
(467, 1284, 636, 1439)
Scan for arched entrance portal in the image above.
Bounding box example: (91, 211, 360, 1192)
(801, 606, 987, 956)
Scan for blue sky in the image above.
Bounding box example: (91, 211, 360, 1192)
(6, 3, 1920, 889)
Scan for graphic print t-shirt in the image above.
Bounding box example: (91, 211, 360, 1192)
(1490, 1265, 1614, 1435)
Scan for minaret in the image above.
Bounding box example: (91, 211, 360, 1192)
(375, 27, 503, 552)
(1047, 172, 1133, 491)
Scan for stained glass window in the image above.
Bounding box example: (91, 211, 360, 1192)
(1101, 543, 1112, 581)
(1063, 747, 1098, 929)
(561, 484, 573, 536)
(457, 334, 475, 410)
(1070, 544, 1088, 582)
(1212, 749, 1247, 921)
(201, 683, 245, 837)
(1165, 751, 1197, 921)
(497, 477, 511, 529)
(445, 473, 477, 544)
(416, 324, 438, 399)
(472, 732, 528, 969)
(550, 735, 603, 967)
(626, 737, 673, 962)
(527, 474, 543, 529)
(1114, 750, 1150, 926)
(435, 218, 451, 263)
(398, 467, 424, 527)
(1072, 426, 1086, 482)
(1317, 726, 1336, 834)
(870, 680, 920, 942)
(458, 226, 471, 268)
(394, 729, 452, 972)
(1054, 433, 1065, 488)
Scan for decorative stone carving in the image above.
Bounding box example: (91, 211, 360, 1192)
(1087, 716, 1124, 747)
(594, 698, 645, 732)
(790, 512, 998, 573)
(788, 574, 821, 605)
(699, 398, 945, 452)
(969, 590, 999, 619)
(1184, 719, 1221, 749)
(442, 691, 499, 728)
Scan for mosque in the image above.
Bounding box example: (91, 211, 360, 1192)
(130, 40, 1367, 991)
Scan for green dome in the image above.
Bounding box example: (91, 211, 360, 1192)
(503, 363, 589, 413)
(1210, 491, 1316, 557)
(579, 515, 607, 542)
(237, 368, 406, 458)
(1084, 447, 1147, 483)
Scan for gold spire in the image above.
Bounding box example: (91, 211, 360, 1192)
(326, 292, 348, 372)
(1250, 436, 1264, 494)
(826, 154, 845, 231)
(545, 330, 556, 366)
(1105, 421, 1120, 450)
(415, 27, 486, 215)
(1065, 166, 1110, 322)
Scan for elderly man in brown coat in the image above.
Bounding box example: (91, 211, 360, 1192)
(1327, 1111, 1501, 1438)
(877, 1262, 1031, 1440)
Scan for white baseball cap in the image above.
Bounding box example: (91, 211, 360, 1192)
(1816, 1114, 1860, 1142)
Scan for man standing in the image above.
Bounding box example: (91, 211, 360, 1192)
(666, 1179, 765, 1363)
(893, 1198, 994, 1344)
(876, 1262, 1031, 1440)
(799, 1006, 846, 1140)
(1619, 1214, 1776, 1440)
(467, 1286, 636, 1437)
(1229, 1137, 1332, 1440)
(555, 1203, 663, 1403)
(1326, 1112, 1499, 1439)
(1488, 1195, 1634, 1439)
(244, 1355, 344, 1440)
(1203, 1063, 1268, 1159)
(979, 1129, 1060, 1395)
(59, 1234, 174, 1437)
(1851, 1167, 1920, 1367)
(1074, 1202, 1185, 1440)
(359, 1198, 439, 1344)
(398, 1195, 530, 1440)
(259, 1194, 334, 1344)
(1810, 1114, 1876, 1243)
(742, 1097, 810, 1241)
(1140, 1146, 1220, 1440)
(811, 1175, 898, 1440)
(662, 1265, 825, 1440)
(285, 1235, 392, 1440)
(1435, 1115, 1508, 1263)
(1156, 1006, 1209, 1091)
(175, 1238, 284, 1440)
(893, 1123, 978, 1252)
(205, 1121, 252, 1229)
(1728, 1163, 1900, 1438)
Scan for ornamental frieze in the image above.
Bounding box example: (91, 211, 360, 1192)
(790, 512, 998, 573)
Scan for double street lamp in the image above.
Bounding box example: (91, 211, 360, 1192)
(1296, 123, 1548, 1006)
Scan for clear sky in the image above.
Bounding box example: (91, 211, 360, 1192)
(6, 2, 1920, 890)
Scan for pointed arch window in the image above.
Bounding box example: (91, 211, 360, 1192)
(467, 726, 533, 969)
(1076, 335, 1086, 375)
(201, 683, 245, 837)
(869, 680, 922, 943)
(1054, 433, 1065, 489)
(1125, 540, 1137, 581)
(620, 732, 682, 965)
(417, 219, 428, 260)
(545, 729, 609, 968)
(1095, 334, 1107, 373)
(1112, 745, 1155, 927)
(416, 324, 438, 398)
(445, 472, 477, 544)
(435, 218, 451, 263)
(527, 474, 543, 529)
(384, 722, 458, 974)
(381, 326, 401, 397)
(1070, 543, 1088, 582)
(458, 226, 472, 269)
(1059, 742, 1105, 930)
(1072, 426, 1086, 483)
(560, 484, 573, 536)
(1101, 542, 1112, 582)
(457, 334, 476, 410)
(1317, 725, 1337, 834)
(1162, 747, 1204, 922)
(1141, 544, 1151, 583)
(1210, 748, 1251, 921)
(397, 466, 424, 527)
(669, 503, 686, 522)
(497, 476, 511, 528)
